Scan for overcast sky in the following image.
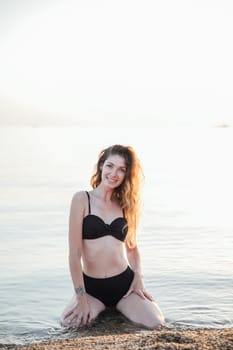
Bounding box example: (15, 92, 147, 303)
(0, 0, 233, 127)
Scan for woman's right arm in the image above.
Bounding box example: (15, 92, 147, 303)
(66, 191, 91, 326)
(68, 192, 85, 292)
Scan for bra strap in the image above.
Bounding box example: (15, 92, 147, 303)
(85, 191, 91, 214)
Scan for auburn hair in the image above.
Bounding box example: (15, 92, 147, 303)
(90, 145, 144, 249)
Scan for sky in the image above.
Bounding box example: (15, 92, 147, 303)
(0, 0, 233, 127)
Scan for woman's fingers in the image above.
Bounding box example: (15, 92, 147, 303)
(64, 309, 75, 319)
(87, 310, 96, 325)
(62, 305, 93, 327)
(64, 304, 78, 319)
(124, 288, 145, 299)
(143, 290, 155, 301)
(64, 308, 79, 325)
(123, 288, 133, 298)
(65, 310, 91, 327)
(75, 315, 82, 327)
(67, 313, 77, 325)
(135, 289, 146, 299)
(88, 315, 94, 325)
(125, 288, 155, 301)
(82, 312, 90, 326)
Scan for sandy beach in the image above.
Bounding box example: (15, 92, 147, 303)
(2, 328, 232, 350)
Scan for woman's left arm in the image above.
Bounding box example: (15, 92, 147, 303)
(125, 244, 155, 301)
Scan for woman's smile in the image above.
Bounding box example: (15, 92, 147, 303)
(102, 155, 127, 188)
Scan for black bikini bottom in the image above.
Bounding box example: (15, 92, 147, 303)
(83, 266, 134, 307)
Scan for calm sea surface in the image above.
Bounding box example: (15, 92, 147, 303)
(0, 126, 233, 345)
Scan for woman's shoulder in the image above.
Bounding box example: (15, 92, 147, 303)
(71, 190, 88, 205)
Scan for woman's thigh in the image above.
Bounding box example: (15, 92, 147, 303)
(116, 293, 165, 329)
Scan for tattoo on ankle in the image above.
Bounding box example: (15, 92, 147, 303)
(75, 285, 85, 296)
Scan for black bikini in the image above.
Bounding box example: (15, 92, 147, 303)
(82, 191, 128, 241)
(82, 191, 134, 307)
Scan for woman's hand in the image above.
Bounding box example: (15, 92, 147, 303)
(63, 295, 93, 327)
(124, 272, 155, 301)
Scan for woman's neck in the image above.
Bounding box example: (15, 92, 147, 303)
(92, 184, 114, 202)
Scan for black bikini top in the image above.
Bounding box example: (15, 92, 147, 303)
(82, 191, 128, 242)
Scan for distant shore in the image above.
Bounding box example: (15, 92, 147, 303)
(5, 328, 233, 350)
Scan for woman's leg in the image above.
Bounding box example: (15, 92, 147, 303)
(61, 293, 106, 327)
(116, 293, 165, 329)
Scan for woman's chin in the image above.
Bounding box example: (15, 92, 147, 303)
(103, 180, 120, 189)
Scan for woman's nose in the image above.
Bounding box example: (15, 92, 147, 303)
(111, 168, 118, 176)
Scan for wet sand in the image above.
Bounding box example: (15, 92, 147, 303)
(3, 328, 233, 350)
(1, 310, 232, 350)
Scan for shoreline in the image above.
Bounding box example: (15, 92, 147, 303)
(2, 328, 233, 350)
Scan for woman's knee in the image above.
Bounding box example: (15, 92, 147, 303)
(117, 295, 165, 329)
(143, 311, 165, 329)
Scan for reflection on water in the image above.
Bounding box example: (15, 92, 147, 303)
(0, 309, 147, 346)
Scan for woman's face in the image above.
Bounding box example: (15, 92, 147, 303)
(101, 154, 127, 189)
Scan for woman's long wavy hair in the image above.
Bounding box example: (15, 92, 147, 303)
(90, 145, 144, 249)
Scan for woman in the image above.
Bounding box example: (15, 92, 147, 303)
(61, 144, 165, 329)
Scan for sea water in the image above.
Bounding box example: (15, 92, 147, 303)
(0, 126, 233, 345)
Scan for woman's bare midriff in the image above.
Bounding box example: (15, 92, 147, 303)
(82, 236, 128, 278)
